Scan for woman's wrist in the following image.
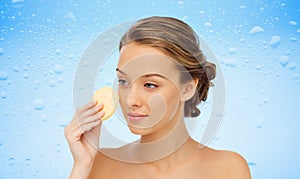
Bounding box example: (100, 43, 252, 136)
(69, 163, 93, 179)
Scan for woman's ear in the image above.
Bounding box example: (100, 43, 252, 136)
(181, 79, 199, 101)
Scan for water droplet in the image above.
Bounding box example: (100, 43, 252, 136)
(105, 81, 112, 86)
(239, 5, 246, 9)
(249, 26, 264, 34)
(292, 73, 299, 80)
(220, 58, 237, 67)
(270, 35, 281, 48)
(55, 49, 61, 55)
(23, 73, 30, 79)
(288, 62, 296, 70)
(1, 91, 7, 99)
(54, 64, 63, 74)
(68, 54, 75, 59)
(213, 135, 221, 141)
(255, 65, 261, 70)
(13, 66, 19, 72)
(55, 144, 62, 153)
(8, 157, 15, 166)
(36, 113, 47, 124)
(178, 0, 184, 5)
(262, 97, 268, 103)
(65, 10, 76, 20)
(58, 117, 69, 128)
(199, 11, 205, 15)
(24, 158, 31, 166)
(49, 80, 56, 87)
(58, 77, 64, 83)
(181, 16, 188, 21)
(248, 161, 256, 166)
(228, 47, 236, 54)
(289, 20, 297, 26)
(58, 123, 67, 128)
(204, 22, 212, 27)
(0, 71, 8, 80)
(0, 48, 4, 55)
(33, 99, 45, 110)
(279, 56, 289, 67)
(256, 117, 264, 129)
(34, 80, 40, 89)
(290, 37, 297, 42)
(12, 0, 23, 3)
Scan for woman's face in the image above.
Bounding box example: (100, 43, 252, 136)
(116, 43, 187, 136)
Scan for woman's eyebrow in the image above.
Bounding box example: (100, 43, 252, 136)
(116, 68, 127, 75)
(141, 73, 167, 79)
(116, 68, 167, 79)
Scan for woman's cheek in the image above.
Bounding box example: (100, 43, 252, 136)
(118, 89, 129, 114)
(147, 94, 167, 127)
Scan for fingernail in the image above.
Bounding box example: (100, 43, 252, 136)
(99, 110, 105, 117)
(97, 103, 103, 110)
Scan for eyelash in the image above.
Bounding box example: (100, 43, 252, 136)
(144, 83, 158, 89)
(118, 79, 130, 87)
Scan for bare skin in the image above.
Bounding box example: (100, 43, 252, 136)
(64, 101, 104, 178)
(65, 43, 251, 179)
(90, 140, 251, 179)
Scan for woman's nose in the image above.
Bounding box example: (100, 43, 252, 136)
(126, 83, 142, 108)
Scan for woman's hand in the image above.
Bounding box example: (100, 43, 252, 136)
(64, 101, 104, 178)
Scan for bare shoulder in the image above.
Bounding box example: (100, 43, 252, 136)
(89, 143, 140, 178)
(200, 147, 252, 179)
(89, 151, 120, 179)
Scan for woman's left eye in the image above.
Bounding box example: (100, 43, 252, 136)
(144, 83, 158, 89)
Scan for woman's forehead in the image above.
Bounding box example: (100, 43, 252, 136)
(117, 53, 180, 81)
(118, 43, 164, 66)
(117, 43, 192, 83)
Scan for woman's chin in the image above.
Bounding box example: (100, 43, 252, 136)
(127, 125, 150, 136)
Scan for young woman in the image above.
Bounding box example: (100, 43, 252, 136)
(65, 16, 251, 178)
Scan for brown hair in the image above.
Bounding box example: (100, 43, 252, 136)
(119, 16, 216, 117)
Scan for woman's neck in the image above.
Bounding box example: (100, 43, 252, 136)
(140, 102, 188, 143)
(140, 113, 188, 143)
(101, 106, 197, 164)
(131, 112, 192, 163)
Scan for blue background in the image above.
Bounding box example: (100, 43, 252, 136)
(0, 0, 300, 178)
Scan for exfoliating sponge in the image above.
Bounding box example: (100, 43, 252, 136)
(93, 86, 117, 120)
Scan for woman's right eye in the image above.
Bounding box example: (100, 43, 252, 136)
(118, 79, 129, 87)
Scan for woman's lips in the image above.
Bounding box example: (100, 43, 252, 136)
(127, 112, 148, 122)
